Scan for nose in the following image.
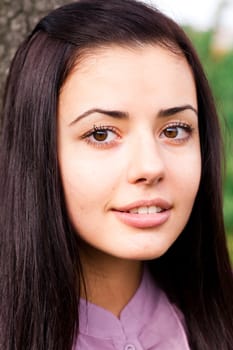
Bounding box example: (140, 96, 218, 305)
(126, 133, 165, 185)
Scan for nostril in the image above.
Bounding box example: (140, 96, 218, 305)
(136, 177, 147, 183)
(135, 175, 163, 185)
(127, 154, 165, 185)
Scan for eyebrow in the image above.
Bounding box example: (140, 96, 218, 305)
(69, 104, 198, 126)
(159, 105, 198, 117)
(69, 108, 128, 125)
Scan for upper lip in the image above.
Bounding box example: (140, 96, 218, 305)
(112, 198, 172, 212)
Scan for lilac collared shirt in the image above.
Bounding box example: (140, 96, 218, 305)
(73, 267, 190, 349)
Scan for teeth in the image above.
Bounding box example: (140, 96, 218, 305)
(138, 206, 148, 214)
(129, 206, 163, 214)
(148, 206, 157, 214)
(130, 208, 140, 214)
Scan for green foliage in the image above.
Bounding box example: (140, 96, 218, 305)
(184, 27, 233, 236)
(227, 234, 233, 264)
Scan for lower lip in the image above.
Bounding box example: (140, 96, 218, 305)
(113, 209, 171, 229)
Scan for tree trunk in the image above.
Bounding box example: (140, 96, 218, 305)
(0, 0, 71, 108)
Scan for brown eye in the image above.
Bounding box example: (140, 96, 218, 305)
(164, 126, 178, 138)
(93, 130, 108, 142)
(160, 123, 193, 142)
(83, 126, 119, 146)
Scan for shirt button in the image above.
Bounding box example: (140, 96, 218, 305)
(124, 344, 136, 350)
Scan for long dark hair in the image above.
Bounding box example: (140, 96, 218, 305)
(0, 0, 232, 349)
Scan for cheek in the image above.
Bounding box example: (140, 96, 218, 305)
(59, 153, 119, 211)
(166, 147, 201, 199)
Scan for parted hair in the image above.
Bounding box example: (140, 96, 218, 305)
(0, 1, 233, 349)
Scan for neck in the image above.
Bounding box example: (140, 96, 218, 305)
(80, 246, 143, 317)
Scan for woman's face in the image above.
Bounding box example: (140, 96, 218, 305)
(58, 44, 201, 260)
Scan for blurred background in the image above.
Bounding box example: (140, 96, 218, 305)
(0, 0, 232, 260)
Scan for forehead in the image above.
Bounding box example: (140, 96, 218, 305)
(60, 44, 197, 113)
(66, 43, 191, 79)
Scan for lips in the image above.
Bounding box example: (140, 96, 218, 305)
(128, 206, 163, 214)
(113, 198, 171, 213)
(112, 199, 172, 229)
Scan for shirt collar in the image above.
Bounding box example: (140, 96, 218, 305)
(78, 266, 190, 349)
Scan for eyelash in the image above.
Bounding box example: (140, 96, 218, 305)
(160, 121, 194, 143)
(81, 125, 121, 148)
(81, 121, 194, 148)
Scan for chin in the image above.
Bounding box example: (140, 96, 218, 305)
(119, 247, 171, 261)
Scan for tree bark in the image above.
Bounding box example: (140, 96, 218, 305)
(0, 0, 71, 108)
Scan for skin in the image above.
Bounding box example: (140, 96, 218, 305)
(58, 44, 201, 315)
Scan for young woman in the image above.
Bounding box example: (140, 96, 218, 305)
(0, 0, 233, 349)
